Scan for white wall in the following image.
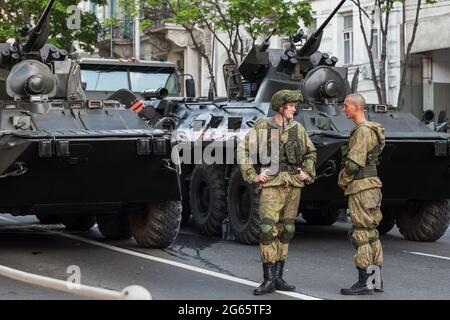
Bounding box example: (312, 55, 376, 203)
(433, 49, 450, 84)
(78, 1, 107, 19)
(407, 0, 450, 53)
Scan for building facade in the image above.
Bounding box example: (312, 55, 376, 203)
(404, 0, 450, 118)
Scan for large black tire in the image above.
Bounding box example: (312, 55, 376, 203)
(35, 214, 61, 225)
(227, 168, 260, 245)
(377, 208, 396, 235)
(396, 200, 450, 242)
(181, 198, 191, 226)
(189, 165, 228, 236)
(180, 169, 192, 226)
(97, 212, 132, 240)
(302, 209, 340, 226)
(61, 215, 96, 231)
(129, 201, 182, 248)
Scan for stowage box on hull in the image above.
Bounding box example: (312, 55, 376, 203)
(0, 129, 180, 209)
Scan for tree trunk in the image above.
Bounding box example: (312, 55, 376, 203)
(198, 10, 234, 63)
(397, 0, 422, 110)
(184, 25, 217, 95)
(236, 25, 244, 63)
(379, 7, 390, 104)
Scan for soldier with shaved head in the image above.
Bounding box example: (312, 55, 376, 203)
(339, 93, 386, 295)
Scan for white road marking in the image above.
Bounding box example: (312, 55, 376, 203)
(54, 231, 321, 300)
(404, 251, 450, 261)
(0, 216, 321, 300)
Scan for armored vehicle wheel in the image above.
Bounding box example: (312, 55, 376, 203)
(301, 209, 340, 226)
(35, 214, 61, 224)
(396, 200, 450, 242)
(189, 165, 227, 236)
(97, 212, 132, 240)
(128, 201, 182, 248)
(61, 215, 96, 231)
(180, 170, 192, 226)
(227, 168, 260, 245)
(377, 209, 396, 235)
(181, 197, 191, 226)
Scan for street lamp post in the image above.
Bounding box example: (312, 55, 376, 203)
(134, 0, 140, 59)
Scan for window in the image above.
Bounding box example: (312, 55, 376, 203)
(109, 0, 116, 18)
(123, 15, 132, 39)
(243, 38, 253, 54)
(309, 18, 317, 33)
(371, 29, 380, 60)
(343, 15, 353, 65)
(130, 72, 178, 94)
(81, 70, 129, 92)
(81, 64, 179, 95)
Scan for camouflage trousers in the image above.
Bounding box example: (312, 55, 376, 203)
(258, 186, 301, 264)
(348, 188, 383, 269)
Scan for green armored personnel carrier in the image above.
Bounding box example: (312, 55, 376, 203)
(0, 0, 182, 248)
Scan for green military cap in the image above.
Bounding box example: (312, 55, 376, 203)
(271, 90, 303, 111)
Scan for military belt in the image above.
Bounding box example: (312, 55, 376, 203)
(261, 164, 299, 176)
(279, 163, 299, 173)
(354, 165, 377, 180)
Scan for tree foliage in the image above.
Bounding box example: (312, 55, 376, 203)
(0, 0, 106, 53)
(117, 0, 312, 94)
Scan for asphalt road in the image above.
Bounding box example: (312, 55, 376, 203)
(0, 214, 449, 300)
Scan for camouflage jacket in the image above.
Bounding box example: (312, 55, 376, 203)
(338, 121, 385, 195)
(238, 117, 317, 188)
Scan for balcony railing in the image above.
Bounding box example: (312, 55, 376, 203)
(98, 7, 173, 42)
(99, 19, 134, 42)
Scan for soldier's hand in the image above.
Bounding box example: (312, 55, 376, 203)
(254, 169, 270, 184)
(298, 168, 310, 182)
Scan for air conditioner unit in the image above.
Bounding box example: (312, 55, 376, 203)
(374, 62, 381, 77)
(361, 63, 380, 80)
(361, 64, 371, 79)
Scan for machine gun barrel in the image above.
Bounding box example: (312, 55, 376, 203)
(22, 0, 55, 53)
(259, 29, 276, 52)
(297, 0, 346, 57)
(315, 0, 346, 36)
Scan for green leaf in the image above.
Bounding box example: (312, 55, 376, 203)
(0, 0, 106, 53)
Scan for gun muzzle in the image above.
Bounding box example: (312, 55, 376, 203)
(276, 54, 289, 73)
(286, 58, 299, 75)
(142, 87, 169, 100)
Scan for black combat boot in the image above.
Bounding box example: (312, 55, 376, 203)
(274, 260, 296, 291)
(253, 262, 275, 295)
(340, 268, 374, 295)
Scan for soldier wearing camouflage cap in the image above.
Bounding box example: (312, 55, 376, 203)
(238, 89, 317, 295)
(339, 93, 386, 295)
